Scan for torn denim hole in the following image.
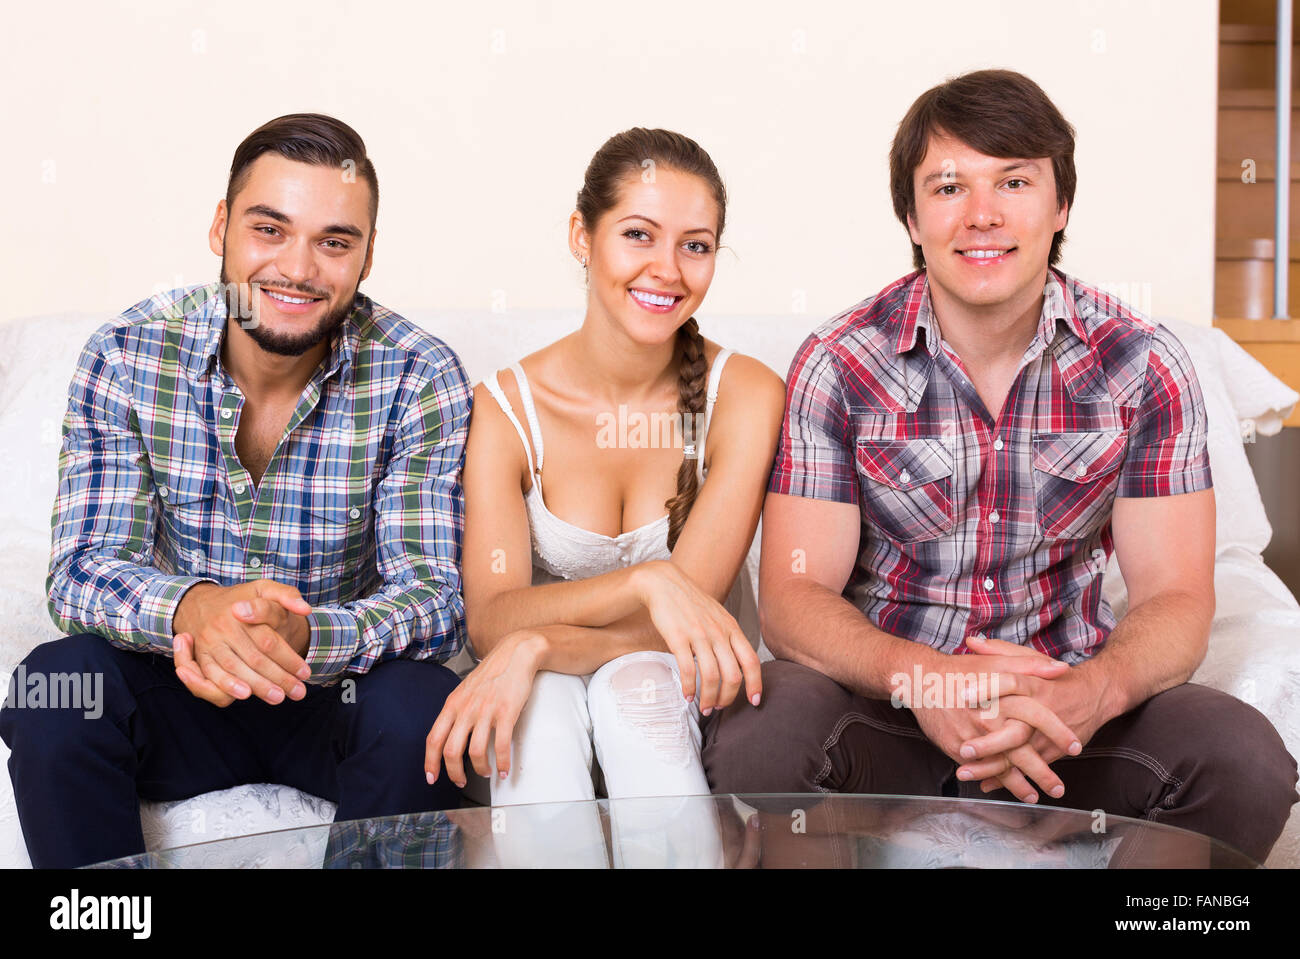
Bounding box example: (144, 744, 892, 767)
(610, 661, 693, 767)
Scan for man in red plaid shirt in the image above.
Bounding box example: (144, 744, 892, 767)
(703, 69, 1297, 864)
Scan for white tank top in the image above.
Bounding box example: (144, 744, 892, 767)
(482, 349, 761, 649)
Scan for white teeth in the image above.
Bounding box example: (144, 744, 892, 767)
(266, 290, 313, 304)
(631, 290, 677, 307)
(960, 250, 1008, 259)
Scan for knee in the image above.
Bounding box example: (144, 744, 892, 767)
(1182, 690, 1298, 812)
(702, 659, 856, 795)
(589, 654, 695, 766)
(515, 671, 591, 742)
(1, 634, 128, 745)
(347, 659, 460, 754)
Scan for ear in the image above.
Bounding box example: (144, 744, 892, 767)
(1054, 200, 1070, 233)
(906, 211, 922, 247)
(360, 231, 376, 283)
(568, 211, 590, 262)
(208, 199, 228, 258)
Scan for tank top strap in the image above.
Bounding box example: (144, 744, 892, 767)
(484, 369, 537, 476)
(509, 362, 546, 473)
(695, 349, 735, 485)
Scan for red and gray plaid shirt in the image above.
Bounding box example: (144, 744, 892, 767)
(769, 269, 1212, 664)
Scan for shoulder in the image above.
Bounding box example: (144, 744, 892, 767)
(354, 296, 470, 392)
(1059, 272, 1200, 405)
(77, 283, 218, 383)
(711, 347, 786, 410)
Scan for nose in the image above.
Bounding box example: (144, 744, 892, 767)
(964, 185, 1004, 231)
(274, 236, 317, 290)
(648, 241, 682, 286)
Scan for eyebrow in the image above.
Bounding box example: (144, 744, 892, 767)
(921, 160, 1042, 187)
(242, 203, 365, 239)
(616, 214, 716, 238)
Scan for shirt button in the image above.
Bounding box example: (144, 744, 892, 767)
(221, 409, 233, 420)
(234, 483, 246, 494)
(158, 486, 169, 499)
(899, 470, 911, 484)
(349, 507, 361, 519)
(983, 577, 994, 590)
(249, 557, 262, 569)
(1075, 464, 1088, 477)
(992, 437, 1004, 451)
(988, 510, 1000, 524)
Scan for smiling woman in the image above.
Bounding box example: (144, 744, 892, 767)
(423, 127, 787, 867)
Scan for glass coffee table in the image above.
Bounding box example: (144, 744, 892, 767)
(89, 794, 1258, 868)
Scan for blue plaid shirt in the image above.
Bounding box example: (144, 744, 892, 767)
(46, 283, 472, 682)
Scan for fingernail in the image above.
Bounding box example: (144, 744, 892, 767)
(1050, 785, 1065, 798)
(685, 694, 694, 704)
(1068, 740, 1082, 756)
(453, 780, 466, 789)
(297, 665, 312, 681)
(750, 693, 761, 707)
(956, 768, 973, 780)
(1025, 792, 1038, 804)
(234, 683, 250, 697)
(291, 683, 306, 700)
(234, 601, 252, 617)
(498, 770, 508, 779)
(425, 771, 435, 785)
(959, 745, 975, 759)
(267, 687, 284, 704)
(702, 706, 712, 717)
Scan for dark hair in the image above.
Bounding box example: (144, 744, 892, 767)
(889, 69, 1076, 269)
(575, 128, 726, 552)
(226, 113, 379, 231)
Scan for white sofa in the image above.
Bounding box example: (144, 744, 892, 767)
(0, 305, 1297, 867)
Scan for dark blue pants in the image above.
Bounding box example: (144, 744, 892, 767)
(0, 633, 462, 868)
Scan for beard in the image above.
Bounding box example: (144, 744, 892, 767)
(219, 260, 356, 358)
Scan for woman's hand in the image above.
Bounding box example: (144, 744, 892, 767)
(631, 560, 762, 715)
(424, 630, 547, 788)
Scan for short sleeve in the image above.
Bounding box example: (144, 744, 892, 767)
(1115, 323, 1213, 497)
(767, 332, 858, 503)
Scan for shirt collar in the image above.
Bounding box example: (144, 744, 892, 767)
(183, 284, 366, 385)
(890, 269, 1090, 359)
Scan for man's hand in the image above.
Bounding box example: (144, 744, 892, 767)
(902, 646, 1083, 803)
(171, 579, 314, 707)
(955, 637, 1104, 794)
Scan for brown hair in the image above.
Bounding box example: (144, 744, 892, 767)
(226, 113, 379, 231)
(575, 128, 726, 552)
(889, 69, 1076, 270)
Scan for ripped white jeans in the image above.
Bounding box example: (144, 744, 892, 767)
(487, 650, 723, 867)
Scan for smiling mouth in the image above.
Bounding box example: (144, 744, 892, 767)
(629, 288, 684, 312)
(957, 247, 1016, 261)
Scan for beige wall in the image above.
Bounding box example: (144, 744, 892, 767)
(1, 0, 1219, 329)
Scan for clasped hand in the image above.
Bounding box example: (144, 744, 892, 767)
(171, 578, 314, 707)
(910, 637, 1101, 804)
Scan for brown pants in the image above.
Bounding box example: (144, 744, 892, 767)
(701, 660, 1299, 865)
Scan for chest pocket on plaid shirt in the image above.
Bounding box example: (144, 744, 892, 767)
(156, 470, 215, 569)
(303, 485, 372, 590)
(854, 437, 955, 543)
(1031, 431, 1127, 540)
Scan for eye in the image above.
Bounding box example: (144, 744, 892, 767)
(937, 183, 960, 196)
(322, 239, 350, 250)
(622, 228, 650, 241)
(1005, 178, 1028, 189)
(255, 225, 280, 236)
(684, 240, 713, 255)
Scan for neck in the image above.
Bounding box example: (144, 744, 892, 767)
(569, 306, 680, 406)
(220, 320, 330, 403)
(926, 270, 1049, 369)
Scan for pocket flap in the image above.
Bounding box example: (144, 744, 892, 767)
(1032, 431, 1126, 482)
(854, 437, 954, 490)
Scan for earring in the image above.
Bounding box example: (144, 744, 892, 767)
(573, 250, 587, 267)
